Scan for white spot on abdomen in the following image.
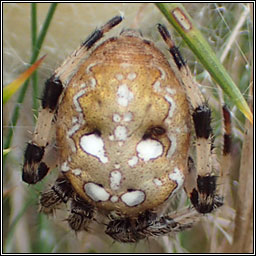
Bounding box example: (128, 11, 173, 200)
(110, 170, 122, 190)
(123, 112, 133, 122)
(164, 94, 176, 119)
(114, 126, 127, 141)
(61, 161, 70, 172)
(80, 134, 108, 163)
(72, 117, 78, 124)
(66, 136, 77, 153)
(120, 63, 131, 68)
(153, 178, 163, 186)
(109, 135, 114, 141)
(84, 182, 110, 202)
(72, 168, 81, 176)
(67, 123, 80, 137)
(80, 82, 87, 89)
(166, 87, 176, 95)
(113, 113, 121, 123)
(110, 195, 119, 203)
(89, 77, 96, 88)
(116, 73, 124, 81)
(167, 134, 176, 158)
(114, 163, 120, 169)
(168, 167, 184, 194)
(117, 84, 134, 107)
(136, 139, 163, 161)
(127, 72, 137, 81)
(153, 81, 161, 92)
(128, 156, 138, 167)
(73, 89, 86, 113)
(86, 62, 98, 74)
(113, 112, 133, 123)
(121, 190, 145, 206)
(158, 66, 166, 80)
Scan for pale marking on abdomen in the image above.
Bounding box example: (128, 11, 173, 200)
(80, 134, 109, 163)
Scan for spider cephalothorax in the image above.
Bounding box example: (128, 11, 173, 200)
(22, 15, 231, 243)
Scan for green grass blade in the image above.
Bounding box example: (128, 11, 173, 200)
(4, 3, 58, 162)
(4, 200, 33, 253)
(155, 3, 252, 124)
(31, 3, 39, 120)
(3, 55, 46, 105)
(30, 3, 58, 63)
(31, 3, 37, 48)
(3, 148, 11, 156)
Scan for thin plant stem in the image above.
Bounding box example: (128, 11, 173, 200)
(4, 3, 58, 163)
(31, 3, 39, 121)
(4, 200, 33, 253)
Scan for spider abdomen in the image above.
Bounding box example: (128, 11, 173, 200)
(56, 31, 191, 216)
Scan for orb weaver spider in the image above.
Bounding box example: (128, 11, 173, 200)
(22, 15, 231, 243)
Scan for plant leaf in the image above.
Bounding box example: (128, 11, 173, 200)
(3, 148, 11, 156)
(3, 55, 46, 105)
(155, 3, 253, 124)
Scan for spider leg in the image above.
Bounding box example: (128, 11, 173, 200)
(54, 15, 123, 86)
(106, 217, 145, 243)
(105, 208, 201, 243)
(67, 195, 94, 232)
(22, 74, 64, 184)
(222, 105, 232, 157)
(39, 175, 73, 214)
(83, 15, 123, 50)
(22, 16, 123, 184)
(157, 24, 225, 213)
(139, 208, 201, 237)
(219, 105, 232, 197)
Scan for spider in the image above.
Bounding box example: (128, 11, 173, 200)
(22, 15, 231, 243)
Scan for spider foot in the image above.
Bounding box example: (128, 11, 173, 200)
(105, 216, 146, 243)
(67, 196, 94, 232)
(83, 15, 123, 50)
(22, 143, 49, 184)
(105, 210, 196, 243)
(190, 175, 224, 214)
(39, 177, 72, 214)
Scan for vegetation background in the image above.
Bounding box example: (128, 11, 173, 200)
(3, 3, 253, 253)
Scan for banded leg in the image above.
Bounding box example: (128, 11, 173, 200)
(67, 196, 94, 232)
(40, 176, 73, 214)
(53, 15, 123, 86)
(22, 16, 123, 184)
(157, 24, 223, 213)
(106, 208, 201, 243)
(220, 105, 232, 197)
(22, 76, 63, 184)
